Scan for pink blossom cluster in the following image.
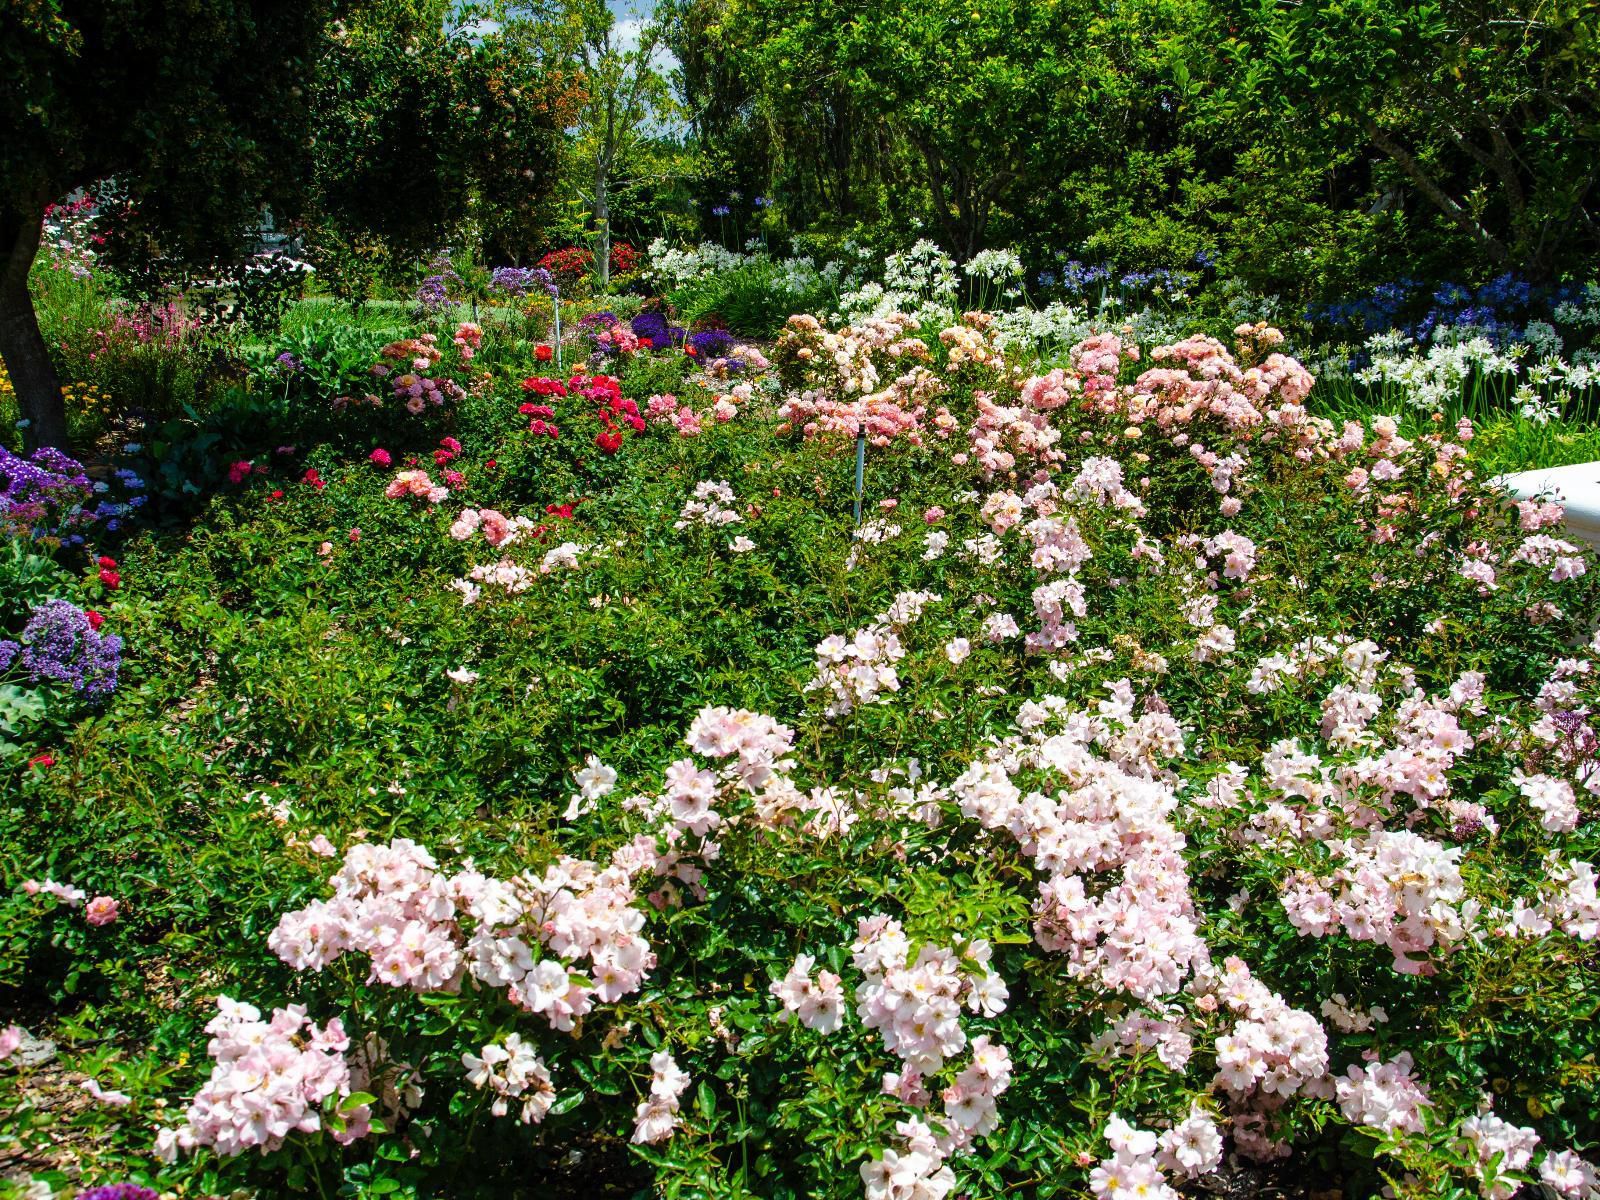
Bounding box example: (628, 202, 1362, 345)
(22, 878, 86, 906)
(1279, 829, 1473, 974)
(1334, 1052, 1432, 1133)
(268, 836, 660, 1032)
(806, 592, 942, 717)
(963, 390, 1062, 478)
(675, 480, 743, 529)
(1204, 956, 1329, 1101)
(1067, 456, 1145, 515)
(1203, 530, 1257, 581)
(631, 1050, 689, 1144)
(852, 917, 1009, 1077)
(859, 1118, 958, 1200)
(384, 469, 449, 504)
(1087, 1109, 1223, 1200)
(945, 691, 1201, 1001)
(462, 1033, 555, 1124)
(1513, 533, 1589, 582)
(770, 953, 846, 1032)
(156, 997, 372, 1161)
(775, 314, 938, 447)
(449, 508, 534, 547)
(1540, 1149, 1600, 1198)
(645, 392, 704, 437)
(1458, 1110, 1540, 1200)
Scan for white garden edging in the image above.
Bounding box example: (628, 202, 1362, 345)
(1495, 460, 1600, 548)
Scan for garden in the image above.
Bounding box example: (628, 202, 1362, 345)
(4, 2, 1600, 1200)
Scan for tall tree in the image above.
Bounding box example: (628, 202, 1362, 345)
(1208, 0, 1600, 279)
(2, 0, 340, 449)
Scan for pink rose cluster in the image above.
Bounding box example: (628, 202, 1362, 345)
(155, 997, 374, 1161)
(462, 1032, 555, 1125)
(22, 877, 85, 906)
(449, 507, 533, 547)
(631, 1050, 690, 1144)
(268, 837, 660, 1032)
(384, 469, 450, 505)
(1279, 829, 1472, 975)
(805, 591, 941, 717)
(674, 480, 743, 530)
(770, 952, 846, 1032)
(1087, 1109, 1223, 1200)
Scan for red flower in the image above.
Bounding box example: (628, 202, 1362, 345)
(369, 448, 392, 468)
(97, 556, 117, 569)
(86, 610, 104, 631)
(535, 344, 553, 362)
(685, 345, 698, 357)
(302, 468, 325, 490)
(98, 568, 121, 589)
(595, 430, 623, 455)
(28, 753, 54, 769)
(486, 459, 497, 471)
(269, 489, 285, 501)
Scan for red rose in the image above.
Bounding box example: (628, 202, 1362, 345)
(28, 753, 54, 769)
(97, 556, 117, 569)
(535, 344, 553, 362)
(98, 568, 121, 589)
(86, 610, 104, 630)
(270, 489, 285, 501)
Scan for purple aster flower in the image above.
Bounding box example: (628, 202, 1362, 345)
(79, 1187, 161, 1200)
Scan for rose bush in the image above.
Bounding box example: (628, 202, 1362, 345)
(3, 307, 1599, 1200)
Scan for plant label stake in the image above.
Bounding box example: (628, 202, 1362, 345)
(554, 291, 563, 373)
(853, 429, 867, 527)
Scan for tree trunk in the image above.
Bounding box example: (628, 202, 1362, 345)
(0, 205, 67, 452)
(594, 164, 611, 292)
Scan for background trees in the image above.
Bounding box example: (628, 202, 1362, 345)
(0, 0, 576, 449)
(2, 0, 339, 448)
(661, 0, 1600, 294)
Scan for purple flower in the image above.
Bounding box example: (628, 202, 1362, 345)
(415, 271, 463, 313)
(712, 205, 731, 218)
(274, 351, 303, 374)
(687, 329, 735, 359)
(630, 311, 681, 348)
(79, 1187, 161, 1200)
(8, 600, 123, 700)
(0, 445, 94, 539)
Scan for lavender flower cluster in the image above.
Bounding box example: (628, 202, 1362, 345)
(415, 270, 464, 314)
(0, 446, 146, 541)
(0, 445, 93, 537)
(490, 266, 559, 298)
(0, 599, 124, 700)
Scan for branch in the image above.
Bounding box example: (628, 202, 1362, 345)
(1365, 121, 1512, 263)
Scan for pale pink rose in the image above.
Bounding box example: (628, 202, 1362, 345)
(85, 896, 120, 926)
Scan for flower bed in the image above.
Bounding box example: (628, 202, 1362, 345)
(5, 309, 1600, 1200)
